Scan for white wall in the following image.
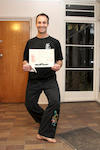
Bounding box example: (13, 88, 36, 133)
(0, 0, 65, 103)
(95, 1, 100, 103)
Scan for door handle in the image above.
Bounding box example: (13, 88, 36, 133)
(0, 40, 3, 43)
(0, 53, 3, 57)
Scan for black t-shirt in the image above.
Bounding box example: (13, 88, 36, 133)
(23, 36, 63, 80)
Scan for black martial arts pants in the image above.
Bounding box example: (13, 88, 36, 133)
(25, 77, 60, 138)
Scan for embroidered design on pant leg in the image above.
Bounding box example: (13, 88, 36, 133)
(51, 110, 58, 127)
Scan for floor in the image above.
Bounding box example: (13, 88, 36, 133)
(0, 101, 100, 150)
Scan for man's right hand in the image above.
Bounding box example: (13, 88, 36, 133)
(23, 60, 37, 73)
(23, 63, 32, 72)
(23, 61, 32, 72)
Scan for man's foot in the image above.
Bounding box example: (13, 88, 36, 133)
(36, 134, 56, 143)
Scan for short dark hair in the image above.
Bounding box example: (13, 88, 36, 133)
(36, 13, 49, 24)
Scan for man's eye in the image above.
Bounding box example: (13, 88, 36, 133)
(38, 22, 41, 24)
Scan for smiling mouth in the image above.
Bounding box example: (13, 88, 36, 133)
(38, 28, 46, 32)
(39, 27, 45, 29)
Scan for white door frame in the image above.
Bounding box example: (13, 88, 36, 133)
(62, 2, 99, 102)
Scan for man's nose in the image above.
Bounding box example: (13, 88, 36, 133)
(39, 23, 45, 26)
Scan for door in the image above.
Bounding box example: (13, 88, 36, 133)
(0, 21, 30, 103)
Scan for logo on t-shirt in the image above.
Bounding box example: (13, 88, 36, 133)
(45, 43, 51, 49)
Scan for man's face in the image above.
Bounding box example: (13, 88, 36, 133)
(36, 16, 48, 34)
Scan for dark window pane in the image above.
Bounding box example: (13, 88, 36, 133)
(66, 23, 94, 45)
(66, 5, 94, 10)
(66, 11, 94, 17)
(65, 70, 93, 91)
(66, 46, 94, 68)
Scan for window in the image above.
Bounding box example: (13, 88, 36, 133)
(66, 5, 94, 17)
(65, 70, 93, 91)
(65, 23, 94, 91)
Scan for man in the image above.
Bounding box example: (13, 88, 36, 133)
(23, 13, 63, 143)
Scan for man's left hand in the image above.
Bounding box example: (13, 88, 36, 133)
(51, 64, 61, 71)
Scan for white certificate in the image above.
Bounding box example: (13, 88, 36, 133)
(29, 49, 54, 68)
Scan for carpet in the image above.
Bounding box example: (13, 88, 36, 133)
(58, 127, 100, 150)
